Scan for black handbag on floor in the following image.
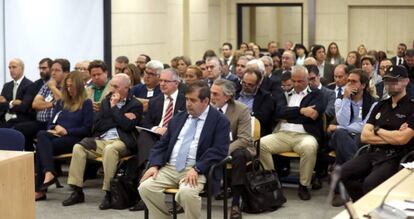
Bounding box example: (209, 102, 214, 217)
(110, 156, 140, 209)
(242, 159, 286, 213)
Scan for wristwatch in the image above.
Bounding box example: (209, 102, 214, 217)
(373, 126, 380, 135)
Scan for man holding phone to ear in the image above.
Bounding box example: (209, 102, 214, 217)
(327, 69, 377, 165)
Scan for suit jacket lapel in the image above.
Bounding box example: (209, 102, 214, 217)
(197, 108, 213, 150)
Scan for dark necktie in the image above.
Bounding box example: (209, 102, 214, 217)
(337, 87, 342, 98)
(218, 108, 223, 113)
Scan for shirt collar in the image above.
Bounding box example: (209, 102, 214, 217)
(190, 105, 210, 121)
(92, 79, 108, 90)
(13, 76, 24, 85)
(164, 89, 178, 101)
(317, 83, 323, 90)
(219, 103, 228, 114)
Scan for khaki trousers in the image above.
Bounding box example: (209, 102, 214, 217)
(67, 139, 129, 191)
(138, 164, 206, 219)
(259, 131, 318, 186)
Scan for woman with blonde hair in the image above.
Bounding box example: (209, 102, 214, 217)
(184, 65, 203, 85)
(35, 71, 93, 201)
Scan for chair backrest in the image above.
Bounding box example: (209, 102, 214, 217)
(0, 128, 25, 151)
(251, 116, 261, 142)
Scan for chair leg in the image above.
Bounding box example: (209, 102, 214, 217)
(223, 167, 228, 219)
(172, 194, 177, 219)
(144, 206, 149, 219)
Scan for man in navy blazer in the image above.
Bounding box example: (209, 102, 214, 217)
(139, 81, 230, 219)
(0, 58, 34, 128)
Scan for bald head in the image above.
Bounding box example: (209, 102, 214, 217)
(9, 58, 25, 80)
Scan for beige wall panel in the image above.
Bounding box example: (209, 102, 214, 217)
(348, 7, 387, 53)
(190, 0, 208, 12)
(189, 13, 209, 41)
(315, 14, 347, 41)
(112, 44, 167, 64)
(208, 2, 221, 52)
(112, 13, 166, 46)
(316, 0, 347, 13)
(112, 0, 166, 13)
(386, 7, 414, 55)
(189, 41, 209, 61)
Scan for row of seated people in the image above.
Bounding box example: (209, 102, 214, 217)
(1, 51, 413, 219)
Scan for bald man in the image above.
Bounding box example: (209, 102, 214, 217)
(0, 58, 34, 128)
(63, 73, 143, 210)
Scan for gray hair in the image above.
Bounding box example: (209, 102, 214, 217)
(213, 79, 236, 100)
(146, 60, 164, 75)
(113, 73, 131, 87)
(161, 68, 181, 82)
(246, 59, 265, 73)
(206, 56, 220, 68)
(260, 56, 273, 67)
(283, 50, 296, 61)
(292, 65, 309, 78)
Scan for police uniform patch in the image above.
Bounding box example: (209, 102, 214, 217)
(375, 112, 381, 120)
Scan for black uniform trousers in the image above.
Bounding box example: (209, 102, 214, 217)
(340, 150, 400, 201)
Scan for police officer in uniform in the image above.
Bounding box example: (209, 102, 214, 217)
(339, 65, 414, 201)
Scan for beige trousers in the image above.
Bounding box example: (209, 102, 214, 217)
(67, 138, 129, 191)
(138, 164, 206, 219)
(259, 131, 318, 186)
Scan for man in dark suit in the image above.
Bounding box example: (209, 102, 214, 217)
(306, 65, 336, 119)
(390, 43, 407, 66)
(0, 58, 34, 128)
(260, 65, 325, 201)
(327, 64, 349, 98)
(136, 68, 186, 167)
(138, 81, 230, 219)
(270, 50, 295, 86)
(130, 68, 186, 211)
(260, 55, 281, 99)
(238, 68, 277, 136)
(312, 45, 335, 85)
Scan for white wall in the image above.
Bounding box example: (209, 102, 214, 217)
(2, 0, 104, 87)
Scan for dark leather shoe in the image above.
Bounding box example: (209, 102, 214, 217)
(230, 205, 242, 219)
(99, 193, 112, 210)
(129, 200, 146, 211)
(168, 204, 184, 215)
(215, 188, 232, 200)
(40, 177, 58, 191)
(62, 190, 85, 206)
(312, 177, 322, 190)
(298, 185, 311, 200)
(35, 194, 47, 201)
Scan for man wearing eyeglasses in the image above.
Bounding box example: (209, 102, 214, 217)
(130, 68, 187, 211)
(131, 60, 163, 111)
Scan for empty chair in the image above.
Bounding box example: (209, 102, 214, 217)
(0, 128, 25, 151)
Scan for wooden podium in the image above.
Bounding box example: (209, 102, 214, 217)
(0, 150, 35, 219)
(333, 168, 414, 219)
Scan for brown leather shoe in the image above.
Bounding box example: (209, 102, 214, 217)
(331, 194, 343, 207)
(230, 205, 242, 219)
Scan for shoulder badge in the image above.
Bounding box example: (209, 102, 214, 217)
(375, 112, 381, 120)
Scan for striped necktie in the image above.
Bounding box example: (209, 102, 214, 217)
(162, 96, 174, 127)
